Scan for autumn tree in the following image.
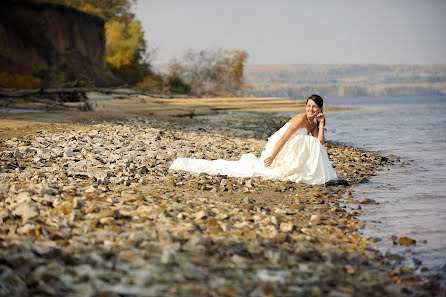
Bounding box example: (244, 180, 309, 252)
(36, 0, 135, 21)
(105, 18, 150, 85)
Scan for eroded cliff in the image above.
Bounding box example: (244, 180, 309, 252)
(0, 0, 118, 87)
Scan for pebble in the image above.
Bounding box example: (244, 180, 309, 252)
(310, 214, 322, 225)
(280, 222, 294, 233)
(398, 236, 417, 246)
(64, 149, 75, 158)
(194, 210, 208, 220)
(13, 203, 38, 222)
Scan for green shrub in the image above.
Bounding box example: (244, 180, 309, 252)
(167, 72, 190, 94)
(137, 74, 163, 92)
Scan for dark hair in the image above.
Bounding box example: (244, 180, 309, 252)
(306, 94, 323, 109)
(306, 94, 325, 127)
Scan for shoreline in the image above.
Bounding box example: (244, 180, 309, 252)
(0, 96, 440, 296)
(0, 95, 351, 140)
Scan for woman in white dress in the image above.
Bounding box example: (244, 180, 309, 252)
(169, 94, 338, 185)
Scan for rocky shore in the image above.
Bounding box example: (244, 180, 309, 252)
(0, 110, 439, 296)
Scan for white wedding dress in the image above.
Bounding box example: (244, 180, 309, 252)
(169, 122, 338, 184)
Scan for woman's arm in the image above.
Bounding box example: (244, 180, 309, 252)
(264, 118, 302, 167)
(311, 113, 325, 144)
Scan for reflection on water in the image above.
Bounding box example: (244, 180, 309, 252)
(0, 108, 45, 113)
(323, 96, 446, 277)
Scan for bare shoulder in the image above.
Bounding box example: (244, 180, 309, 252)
(289, 113, 306, 126)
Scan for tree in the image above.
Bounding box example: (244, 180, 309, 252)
(39, 0, 136, 21)
(169, 48, 249, 95)
(106, 20, 144, 68)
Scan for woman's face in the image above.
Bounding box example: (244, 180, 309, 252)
(306, 99, 321, 118)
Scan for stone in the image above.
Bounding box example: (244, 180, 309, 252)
(310, 214, 322, 225)
(72, 198, 84, 209)
(215, 213, 229, 220)
(231, 254, 246, 264)
(160, 247, 177, 264)
(36, 182, 56, 196)
(185, 233, 209, 249)
(85, 186, 97, 193)
(280, 222, 294, 233)
(13, 203, 38, 222)
(398, 236, 416, 246)
(14, 149, 23, 159)
(91, 169, 108, 183)
(64, 149, 75, 158)
(194, 210, 208, 220)
(220, 223, 232, 232)
(344, 265, 355, 275)
(13, 191, 32, 204)
(16, 223, 37, 235)
(99, 217, 115, 225)
(260, 217, 271, 226)
(0, 208, 10, 222)
(32, 194, 54, 206)
(270, 216, 279, 225)
(158, 230, 174, 245)
(256, 269, 290, 284)
(359, 198, 377, 204)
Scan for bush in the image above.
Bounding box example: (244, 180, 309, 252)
(0, 72, 42, 89)
(137, 74, 163, 92)
(108, 63, 150, 86)
(166, 72, 191, 94)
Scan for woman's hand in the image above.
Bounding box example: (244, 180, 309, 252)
(315, 112, 325, 144)
(316, 112, 325, 124)
(264, 156, 274, 167)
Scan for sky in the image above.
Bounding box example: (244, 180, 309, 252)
(133, 0, 446, 65)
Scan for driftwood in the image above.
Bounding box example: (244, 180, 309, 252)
(0, 87, 190, 99)
(0, 87, 191, 112)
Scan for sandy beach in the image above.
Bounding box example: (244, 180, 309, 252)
(0, 95, 440, 296)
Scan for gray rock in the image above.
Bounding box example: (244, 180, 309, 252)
(256, 269, 290, 284)
(72, 198, 84, 209)
(160, 247, 177, 264)
(64, 149, 75, 158)
(14, 149, 23, 159)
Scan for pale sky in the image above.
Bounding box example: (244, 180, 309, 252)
(134, 0, 446, 65)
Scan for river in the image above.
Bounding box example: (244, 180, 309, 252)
(322, 96, 446, 282)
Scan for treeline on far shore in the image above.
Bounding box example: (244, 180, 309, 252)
(244, 64, 446, 98)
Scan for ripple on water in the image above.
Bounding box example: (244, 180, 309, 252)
(322, 96, 446, 281)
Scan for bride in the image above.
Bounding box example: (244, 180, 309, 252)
(169, 94, 338, 185)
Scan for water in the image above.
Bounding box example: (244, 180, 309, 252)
(0, 108, 45, 113)
(323, 96, 446, 278)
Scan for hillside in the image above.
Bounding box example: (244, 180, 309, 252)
(244, 64, 446, 98)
